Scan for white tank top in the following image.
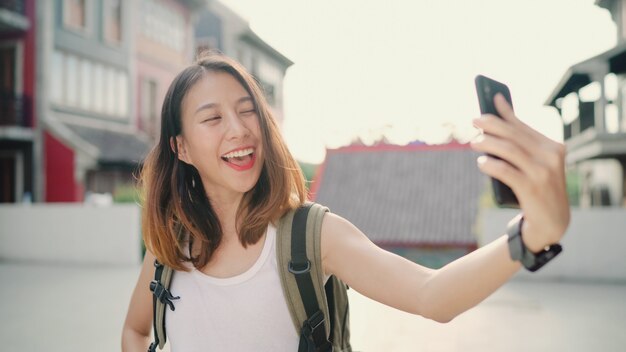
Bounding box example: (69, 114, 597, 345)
(166, 224, 299, 351)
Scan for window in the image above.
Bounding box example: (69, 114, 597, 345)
(104, 0, 122, 44)
(0, 46, 15, 93)
(0, 45, 19, 125)
(50, 50, 129, 119)
(140, 0, 186, 52)
(103, 66, 115, 115)
(65, 54, 78, 107)
(260, 80, 276, 106)
(79, 59, 92, 110)
(51, 50, 64, 104)
(621, 81, 626, 132)
(116, 70, 128, 116)
(141, 78, 158, 137)
(93, 62, 104, 113)
(64, 0, 87, 31)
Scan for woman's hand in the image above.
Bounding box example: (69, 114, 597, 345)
(470, 93, 570, 252)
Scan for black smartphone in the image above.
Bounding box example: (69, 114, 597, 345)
(474, 74, 519, 208)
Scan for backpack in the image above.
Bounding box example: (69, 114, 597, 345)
(148, 202, 352, 352)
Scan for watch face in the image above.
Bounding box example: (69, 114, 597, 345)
(525, 244, 563, 272)
(506, 214, 563, 272)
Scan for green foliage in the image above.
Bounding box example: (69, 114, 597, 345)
(298, 161, 319, 190)
(478, 179, 496, 209)
(566, 170, 580, 206)
(113, 184, 141, 204)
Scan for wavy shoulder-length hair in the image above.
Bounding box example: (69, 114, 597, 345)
(140, 52, 307, 271)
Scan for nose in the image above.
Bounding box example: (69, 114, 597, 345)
(224, 112, 249, 140)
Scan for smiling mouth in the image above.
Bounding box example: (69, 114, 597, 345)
(221, 148, 256, 169)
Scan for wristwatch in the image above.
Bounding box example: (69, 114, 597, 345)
(506, 214, 562, 272)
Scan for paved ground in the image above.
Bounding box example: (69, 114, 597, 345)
(1, 262, 625, 351)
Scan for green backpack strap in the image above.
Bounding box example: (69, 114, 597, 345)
(148, 260, 178, 352)
(277, 202, 333, 351)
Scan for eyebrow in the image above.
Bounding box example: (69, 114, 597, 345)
(194, 96, 254, 114)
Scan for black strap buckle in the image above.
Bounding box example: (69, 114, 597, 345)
(288, 260, 311, 274)
(149, 280, 180, 311)
(301, 310, 332, 352)
(304, 310, 325, 332)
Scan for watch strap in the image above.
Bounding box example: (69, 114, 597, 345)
(506, 214, 563, 272)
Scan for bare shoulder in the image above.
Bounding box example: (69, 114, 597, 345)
(320, 212, 377, 276)
(320, 212, 362, 251)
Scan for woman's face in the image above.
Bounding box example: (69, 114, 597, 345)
(174, 70, 264, 202)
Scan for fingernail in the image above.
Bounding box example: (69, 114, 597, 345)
(477, 155, 488, 164)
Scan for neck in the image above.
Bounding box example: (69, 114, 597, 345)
(206, 191, 245, 242)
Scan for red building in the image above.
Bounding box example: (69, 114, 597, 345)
(0, 0, 36, 203)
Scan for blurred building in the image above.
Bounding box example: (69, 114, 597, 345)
(311, 142, 486, 268)
(36, 0, 141, 202)
(134, 0, 200, 141)
(0, 0, 291, 203)
(195, 0, 293, 126)
(31, 0, 201, 203)
(0, 0, 36, 203)
(546, 0, 626, 207)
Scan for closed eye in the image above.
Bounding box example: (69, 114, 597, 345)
(202, 116, 221, 123)
(240, 109, 256, 115)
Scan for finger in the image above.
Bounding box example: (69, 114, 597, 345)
(493, 93, 517, 123)
(470, 134, 537, 176)
(493, 93, 554, 143)
(476, 155, 527, 195)
(473, 112, 564, 168)
(473, 115, 546, 158)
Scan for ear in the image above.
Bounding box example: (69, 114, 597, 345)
(170, 135, 192, 164)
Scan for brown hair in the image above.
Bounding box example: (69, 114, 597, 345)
(140, 52, 307, 271)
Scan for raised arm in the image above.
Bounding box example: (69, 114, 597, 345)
(321, 213, 522, 323)
(322, 93, 570, 323)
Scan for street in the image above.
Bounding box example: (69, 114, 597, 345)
(1, 262, 624, 351)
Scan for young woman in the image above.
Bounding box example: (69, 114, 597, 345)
(121, 53, 570, 351)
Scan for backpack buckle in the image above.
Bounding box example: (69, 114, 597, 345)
(150, 280, 180, 311)
(304, 310, 325, 332)
(288, 260, 311, 274)
(301, 310, 332, 351)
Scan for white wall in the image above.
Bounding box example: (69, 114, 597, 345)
(578, 159, 623, 206)
(0, 204, 142, 266)
(479, 208, 626, 282)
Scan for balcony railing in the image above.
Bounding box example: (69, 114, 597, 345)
(0, 0, 26, 15)
(579, 101, 595, 133)
(0, 91, 30, 127)
(563, 122, 572, 140)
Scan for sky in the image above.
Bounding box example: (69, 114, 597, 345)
(220, 0, 616, 164)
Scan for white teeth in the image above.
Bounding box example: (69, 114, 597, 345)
(222, 148, 254, 159)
